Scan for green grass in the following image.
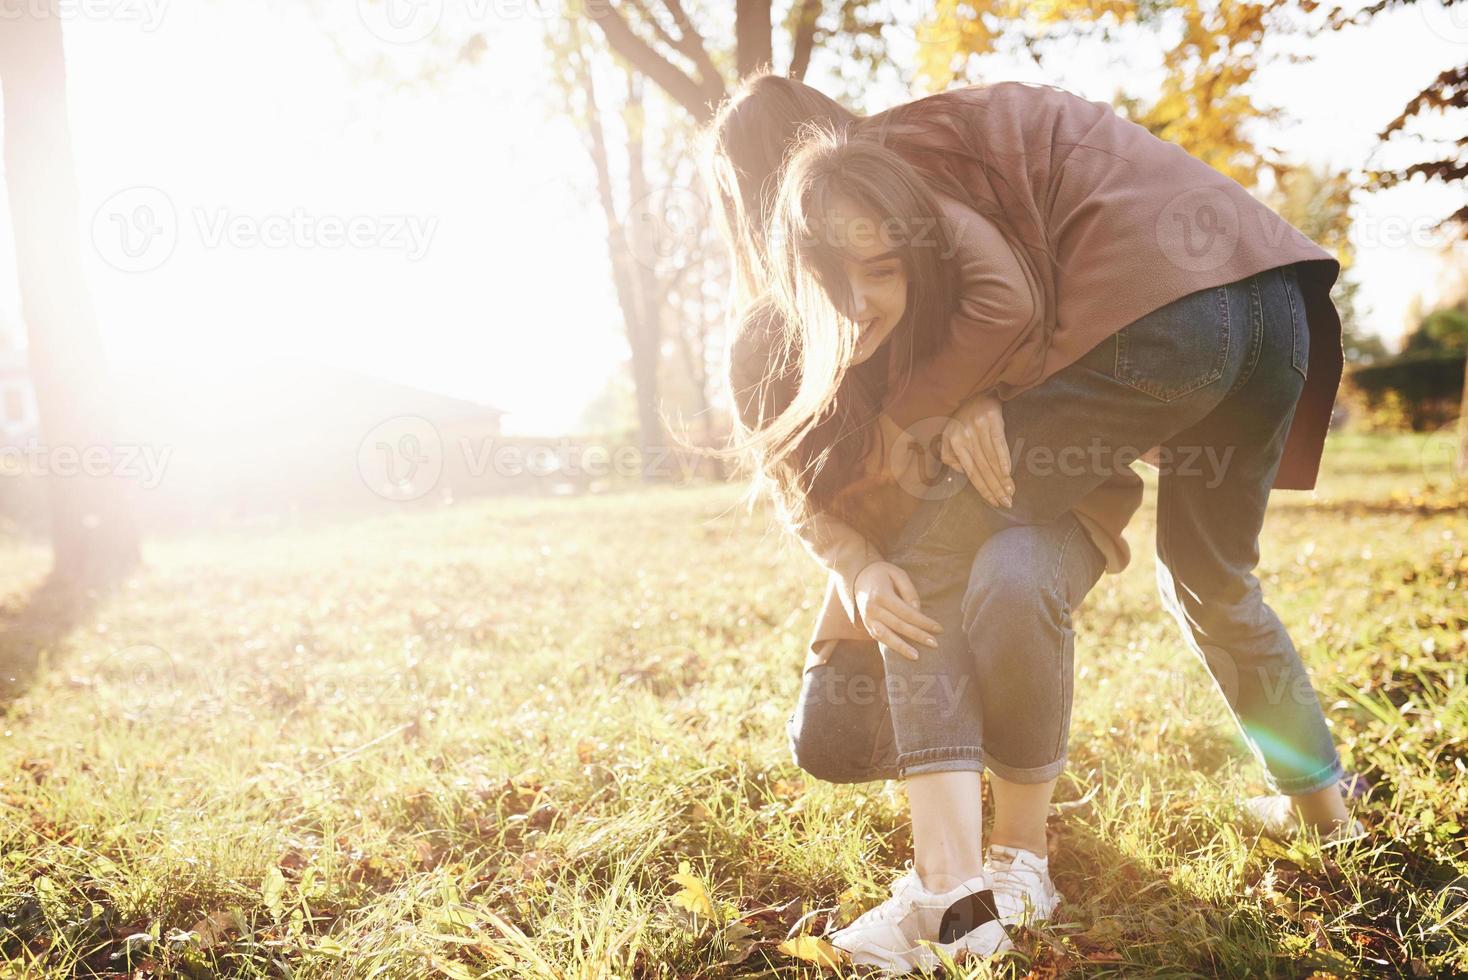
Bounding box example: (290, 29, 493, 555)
(0, 431, 1464, 977)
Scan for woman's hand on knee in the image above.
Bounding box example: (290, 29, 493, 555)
(854, 561, 943, 660)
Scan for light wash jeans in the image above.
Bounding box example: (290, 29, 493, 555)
(787, 262, 1346, 795)
(787, 515, 1107, 783)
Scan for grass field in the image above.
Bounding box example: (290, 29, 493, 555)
(0, 431, 1464, 978)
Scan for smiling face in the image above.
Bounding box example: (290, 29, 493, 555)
(824, 195, 909, 365)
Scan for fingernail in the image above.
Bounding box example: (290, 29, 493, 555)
(926, 637, 938, 647)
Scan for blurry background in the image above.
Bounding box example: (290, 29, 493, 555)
(0, 4, 1465, 976)
(0, 0, 1463, 583)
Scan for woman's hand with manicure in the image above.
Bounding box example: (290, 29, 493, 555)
(939, 391, 1015, 508)
(853, 561, 944, 660)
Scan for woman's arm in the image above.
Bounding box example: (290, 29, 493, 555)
(780, 503, 943, 660)
(782, 411, 929, 613)
(778, 500, 883, 624)
(881, 194, 1042, 431)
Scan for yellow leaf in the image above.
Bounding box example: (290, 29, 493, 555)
(670, 860, 714, 919)
(777, 935, 844, 968)
(430, 957, 477, 979)
(261, 867, 287, 921)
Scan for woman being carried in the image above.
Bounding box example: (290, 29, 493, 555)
(711, 74, 1358, 972)
(715, 79, 1140, 971)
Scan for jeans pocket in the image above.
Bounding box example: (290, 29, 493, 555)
(1112, 284, 1230, 402)
(1282, 264, 1309, 380)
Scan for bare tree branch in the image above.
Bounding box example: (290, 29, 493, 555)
(586, 2, 724, 122)
(787, 0, 822, 80)
(658, 0, 725, 92)
(624, 0, 681, 53)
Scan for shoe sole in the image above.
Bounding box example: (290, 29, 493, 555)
(847, 922, 1014, 974)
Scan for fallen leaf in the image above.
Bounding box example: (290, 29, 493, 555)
(719, 921, 758, 966)
(261, 867, 287, 921)
(777, 935, 843, 968)
(670, 860, 714, 919)
(188, 909, 237, 950)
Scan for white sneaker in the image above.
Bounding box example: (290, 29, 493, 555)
(985, 845, 1062, 928)
(1244, 795, 1367, 842)
(829, 864, 1013, 973)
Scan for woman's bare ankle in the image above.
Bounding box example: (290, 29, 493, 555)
(915, 853, 987, 894)
(987, 832, 1047, 858)
(1291, 781, 1350, 830)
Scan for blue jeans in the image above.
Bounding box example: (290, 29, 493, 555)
(788, 263, 1346, 795)
(787, 515, 1107, 783)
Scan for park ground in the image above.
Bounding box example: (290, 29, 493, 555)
(0, 431, 1464, 977)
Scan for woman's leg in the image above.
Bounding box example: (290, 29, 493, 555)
(908, 771, 987, 892)
(876, 282, 1243, 786)
(879, 267, 1347, 826)
(965, 516, 1108, 857)
(786, 638, 898, 784)
(827, 519, 1108, 966)
(989, 776, 1057, 855)
(900, 517, 1107, 887)
(1153, 265, 1348, 828)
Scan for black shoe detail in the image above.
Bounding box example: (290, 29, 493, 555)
(936, 888, 1003, 944)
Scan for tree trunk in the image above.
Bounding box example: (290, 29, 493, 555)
(1459, 356, 1467, 477)
(0, 8, 142, 588)
(736, 0, 774, 77)
(572, 44, 669, 481)
(620, 75, 673, 481)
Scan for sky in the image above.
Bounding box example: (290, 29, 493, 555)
(0, 0, 1463, 436)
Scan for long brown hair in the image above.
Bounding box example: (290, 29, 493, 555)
(717, 124, 961, 536)
(726, 292, 892, 541)
(705, 77, 1058, 537)
(699, 73, 859, 308)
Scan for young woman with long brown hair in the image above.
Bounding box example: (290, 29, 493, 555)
(708, 73, 1360, 972)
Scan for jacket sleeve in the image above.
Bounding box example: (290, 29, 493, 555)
(777, 500, 882, 626)
(880, 194, 1043, 430)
